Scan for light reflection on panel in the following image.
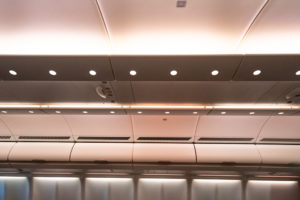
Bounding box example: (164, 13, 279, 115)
(0, 177, 29, 200)
(32, 177, 81, 200)
(191, 179, 242, 200)
(85, 178, 134, 200)
(138, 179, 187, 200)
(246, 180, 299, 200)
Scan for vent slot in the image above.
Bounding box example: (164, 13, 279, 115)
(0, 136, 11, 139)
(18, 136, 70, 140)
(77, 137, 130, 140)
(198, 137, 253, 142)
(137, 137, 191, 141)
(260, 138, 300, 142)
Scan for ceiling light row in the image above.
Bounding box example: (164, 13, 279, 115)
(130, 69, 300, 77)
(221, 111, 285, 115)
(9, 69, 98, 76)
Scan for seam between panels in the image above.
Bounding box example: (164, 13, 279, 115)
(0, 116, 15, 140)
(255, 143, 264, 164)
(68, 142, 76, 162)
(255, 81, 279, 103)
(193, 115, 201, 143)
(129, 115, 135, 163)
(236, 0, 272, 49)
(7, 142, 17, 161)
(61, 115, 76, 142)
(255, 116, 272, 143)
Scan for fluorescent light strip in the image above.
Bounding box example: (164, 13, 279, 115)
(0, 103, 298, 111)
(248, 180, 297, 185)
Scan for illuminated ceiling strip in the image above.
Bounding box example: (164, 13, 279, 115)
(0, 103, 299, 110)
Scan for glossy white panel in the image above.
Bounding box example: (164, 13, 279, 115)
(138, 179, 187, 200)
(71, 143, 133, 162)
(0, 0, 109, 55)
(99, 0, 266, 54)
(132, 115, 198, 142)
(257, 145, 300, 164)
(195, 116, 269, 143)
(9, 142, 73, 161)
(1, 115, 72, 140)
(85, 178, 134, 200)
(258, 116, 300, 143)
(0, 142, 15, 161)
(240, 0, 300, 53)
(64, 115, 133, 141)
(192, 179, 242, 200)
(195, 144, 261, 164)
(246, 180, 299, 200)
(133, 143, 196, 163)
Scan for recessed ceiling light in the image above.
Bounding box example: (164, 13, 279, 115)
(28, 110, 34, 114)
(278, 112, 284, 115)
(129, 70, 137, 76)
(170, 70, 178, 76)
(211, 70, 219, 76)
(1, 111, 7, 114)
(193, 111, 198, 114)
(137, 111, 143, 114)
(249, 112, 255, 115)
(110, 111, 115, 114)
(221, 111, 226, 115)
(55, 111, 61, 114)
(9, 70, 17, 76)
(49, 70, 57, 76)
(296, 70, 300, 76)
(82, 111, 88, 114)
(165, 111, 170, 114)
(89, 70, 97, 76)
(253, 70, 261, 76)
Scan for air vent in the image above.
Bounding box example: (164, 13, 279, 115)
(18, 136, 70, 140)
(0, 136, 11, 139)
(137, 137, 191, 141)
(77, 137, 130, 140)
(260, 138, 300, 143)
(198, 137, 253, 142)
(176, 0, 186, 7)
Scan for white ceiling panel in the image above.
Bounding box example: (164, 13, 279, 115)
(257, 145, 300, 164)
(240, 0, 300, 54)
(64, 115, 133, 142)
(0, 117, 14, 140)
(0, 142, 15, 161)
(257, 116, 300, 144)
(0, 115, 73, 141)
(99, 0, 266, 54)
(0, 0, 110, 55)
(132, 115, 198, 142)
(195, 116, 269, 143)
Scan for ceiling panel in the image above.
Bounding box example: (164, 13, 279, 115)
(0, 81, 116, 103)
(0, 0, 110, 55)
(0, 56, 113, 81)
(0, 114, 73, 141)
(257, 116, 300, 144)
(132, 115, 198, 143)
(111, 56, 241, 81)
(99, 0, 266, 54)
(239, 0, 300, 54)
(233, 55, 300, 81)
(0, 118, 14, 141)
(64, 115, 134, 142)
(195, 115, 269, 143)
(132, 81, 276, 103)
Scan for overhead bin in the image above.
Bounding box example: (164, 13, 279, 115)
(257, 116, 300, 144)
(64, 115, 133, 142)
(195, 116, 269, 143)
(132, 115, 198, 143)
(8, 142, 74, 162)
(257, 145, 300, 165)
(71, 143, 133, 162)
(195, 144, 261, 164)
(0, 142, 15, 161)
(1, 115, 73, 141)
(133, 143, 196, 163)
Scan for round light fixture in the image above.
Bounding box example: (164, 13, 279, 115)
(249, 112, 255, 115)
(253, 70, 261, 76)
(170, 70, 178, 76)
(278, 112, 284, 115)
(82, 111, 88, 114)
(193, 112, 198, 114)
(211, 70, 219, 76)
(110, 111, 115, 114)
(165, 111, 170, 114)
(221, 111, 226, 115)
(296, 70, 300, 76)
(89, 70, 97, 76)
(9, 70, 17, 76)
(55, 111, 61, 114)
(49, 70, 57, 76)
(1, 111, 7, 114)
(137, 111, 143, 114)
(28, 110, 34, 114)
(129, 70, 137, 76)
